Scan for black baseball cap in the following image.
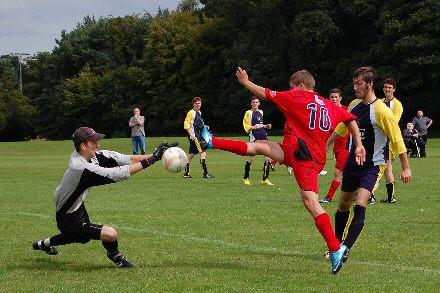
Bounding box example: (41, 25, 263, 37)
(72, 127, 105, 145)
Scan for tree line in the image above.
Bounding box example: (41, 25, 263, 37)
(0, 0, 438, 141)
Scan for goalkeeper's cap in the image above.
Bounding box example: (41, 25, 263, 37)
(72, 127, 105, 145)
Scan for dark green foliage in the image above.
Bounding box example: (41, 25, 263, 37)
(2, 0, 439, 140)
(0, 57, 35, 140)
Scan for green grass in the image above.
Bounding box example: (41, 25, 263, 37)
(1, 137, 439, 292)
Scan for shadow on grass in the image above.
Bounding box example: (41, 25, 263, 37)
(10, 257, 111, 272)
(148, 260, 250, 271)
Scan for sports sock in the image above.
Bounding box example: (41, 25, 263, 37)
(184, 163, 190, 175)
(244, 161, 251, 179)
(212, 136, 248, 156)
(200, 159, 208, 175)
(343, 205, 366, 249)
(386, 182, 395, 201)
(327, 180, 341, 200)
(102, 240, 119, 255)
(314, 213, 340, 252)
(43, 238, 51, 247)
(262, 161, 270, 180)
(49, 234, 75, 246)
(334, 210, 350, 243)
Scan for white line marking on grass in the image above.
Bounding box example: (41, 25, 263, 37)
(6, 211, 440, 274)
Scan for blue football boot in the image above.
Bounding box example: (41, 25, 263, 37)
(329, 244, 349, 274)
(200, 126, 213, 149)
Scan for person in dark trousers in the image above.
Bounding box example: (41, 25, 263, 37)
(32, 127, 174, 268)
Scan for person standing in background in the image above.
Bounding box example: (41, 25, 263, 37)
(412, 110, 433, 157)
(183, 97, 214, 178)
(320, 88, 350, 204)
(242, 96, 273, 186)
(371, 78, 403, 204)
(129, 107, 146, 155)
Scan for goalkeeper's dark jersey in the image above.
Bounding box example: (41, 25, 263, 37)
(54, 151, 131, 216)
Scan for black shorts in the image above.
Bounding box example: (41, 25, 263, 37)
(342, 164, 380, 193)
(188, 137, 206, 155)
(56, 204, 103, 244)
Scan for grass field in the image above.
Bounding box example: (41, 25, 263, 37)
(1, 137, 439, 292)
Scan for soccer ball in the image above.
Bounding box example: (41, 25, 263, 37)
(161, 147, 187, 173)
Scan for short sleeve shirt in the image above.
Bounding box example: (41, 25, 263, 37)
(265, 89, 356, 164)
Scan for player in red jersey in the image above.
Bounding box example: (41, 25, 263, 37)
(320, 88, 350, 204)
(201, 68, 366, 274)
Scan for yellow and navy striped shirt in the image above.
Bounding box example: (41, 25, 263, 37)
(183, 109, 204, 136)
(335, 98, 406, 167)
(243, 109, 267, 141)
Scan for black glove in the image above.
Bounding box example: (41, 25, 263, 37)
(152, 142, 179, 161)
(141, 142, 180, 169)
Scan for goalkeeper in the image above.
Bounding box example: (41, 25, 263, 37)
(32, 127, 174, 268)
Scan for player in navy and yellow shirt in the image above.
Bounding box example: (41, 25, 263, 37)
(183, 97, 214, 178)
(327, 66, 412, 266)
(242, 96, 273, 186)
(370, 78, 403, 203)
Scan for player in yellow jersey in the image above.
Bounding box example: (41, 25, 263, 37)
(242, 96, 273, 186)
(183, 97, 214, 178)
(327, 66, 412, 266)
(370, 78, 403, 204)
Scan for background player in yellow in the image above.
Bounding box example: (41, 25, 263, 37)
(242, 96, 273, 186)
(370, 78, 403, 204)
(183, 97, 214, 178)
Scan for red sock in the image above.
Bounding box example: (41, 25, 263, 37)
(212, 136, 248, 156)
(327, 180, 341, 200)
(271, 160, 278, 165)
(314, 213, 340, 252)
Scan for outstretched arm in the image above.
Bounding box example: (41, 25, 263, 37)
(236, 67, 267, 100)
(128, 143, 177, 174)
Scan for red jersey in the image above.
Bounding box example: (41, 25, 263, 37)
(265, 89, 356, 164)
(333, 105, 350, 155)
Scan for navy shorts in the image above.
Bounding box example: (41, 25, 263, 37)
(341, 164, 380, 193)
(56, 204, 103, 244)
(188, 137, 207, 155)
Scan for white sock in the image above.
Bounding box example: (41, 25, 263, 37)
(43, 238, 51, 247)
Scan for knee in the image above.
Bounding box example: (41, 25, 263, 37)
(102, 226, 118, 242)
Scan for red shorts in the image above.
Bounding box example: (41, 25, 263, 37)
(279, 142, 324, 194)
(335, 150, 349, 170)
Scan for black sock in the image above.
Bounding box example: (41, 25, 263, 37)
(263, 160, 271, 180)
(102, 240, 119, 256)
(343, 205, 366, 249)
(335, 210, 350, 243)
(184, 163, 190, 175)
(200, 159, 208, 175)
(49, 234, 75, 246)
(244, 161, 251, 179)
(386, 182, 394, 201)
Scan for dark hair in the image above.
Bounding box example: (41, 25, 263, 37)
(329, 88, 342, 95)
(383, 77, 396, 88)
(353, 66, 377, 84)
(74, 142, 81, 152)
(251, 95, 259, 101)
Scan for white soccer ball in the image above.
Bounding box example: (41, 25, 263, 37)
(161, 146, 187, 173)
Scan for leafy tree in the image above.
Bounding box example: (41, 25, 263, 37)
(0, 57, 35, 140)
